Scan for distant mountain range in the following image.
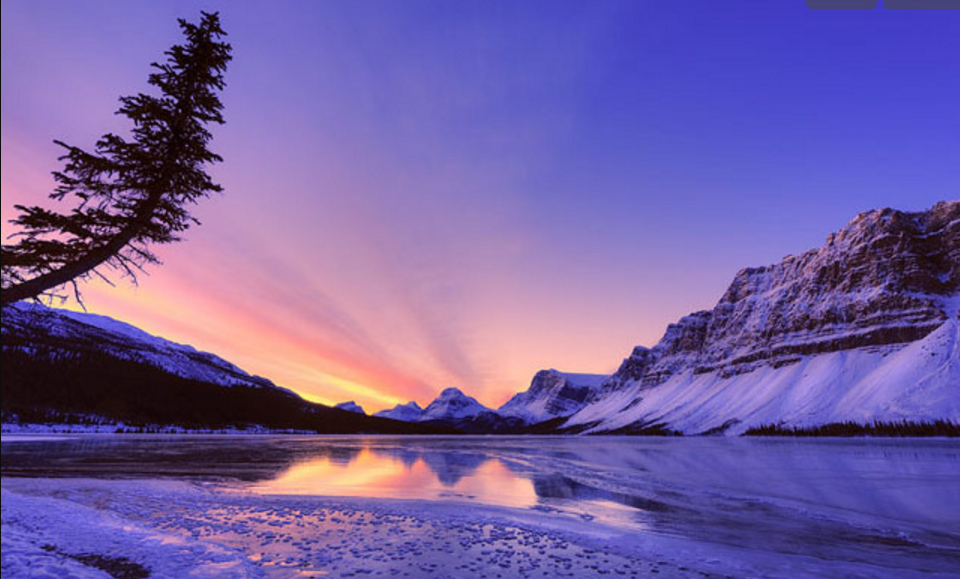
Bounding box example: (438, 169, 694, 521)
(2, 202, 957, 435)
(374, 388, 525, 434)
(372, 372, 606, 432)
(364, 201, 960, 435)
(0, 303, 451, 434)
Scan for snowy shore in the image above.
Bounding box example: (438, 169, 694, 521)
(1, 423, 318, 435)
(3, 476, 957, 579)
(3, 477, 721, 579)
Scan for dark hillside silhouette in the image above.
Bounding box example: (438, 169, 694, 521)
(0, 346, 456, 434)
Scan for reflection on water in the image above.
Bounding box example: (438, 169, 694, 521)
(254, 447, 538, 508)
(3, 434, 960, 565)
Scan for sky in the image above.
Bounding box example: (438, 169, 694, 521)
(2, 1, 957, 412)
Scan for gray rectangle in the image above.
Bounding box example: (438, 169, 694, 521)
(807, 0, 877, 8)
(885, 0, 958, 9)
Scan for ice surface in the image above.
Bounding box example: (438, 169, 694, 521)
(2, 435, 959, 579)
(1, 486, 258, 578)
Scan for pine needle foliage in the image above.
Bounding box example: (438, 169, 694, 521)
(1, 12, 231, 307)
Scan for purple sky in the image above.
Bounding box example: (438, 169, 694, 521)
(2, 1, 957, 411)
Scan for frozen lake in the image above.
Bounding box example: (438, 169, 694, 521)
(3, 435, 959, 578)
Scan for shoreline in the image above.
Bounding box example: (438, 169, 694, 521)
(4, 424, 958, 438)
(4, 476, 938, 579)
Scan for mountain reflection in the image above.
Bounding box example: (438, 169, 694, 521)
(0, 436, 678, 519)
(414, 451, 490, 485)
(253, 445, 537, 508)
(532, 473, 672, 513)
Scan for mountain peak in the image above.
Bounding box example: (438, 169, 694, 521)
(421, 387, 490, 421)
(500, 369, 606, 423)
(373, 401, 423, 422)
(335, 401, 366, 415)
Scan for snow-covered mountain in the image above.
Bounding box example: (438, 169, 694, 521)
(420, 387, 492, 422)
(374, 401, 423, 421)
(2, 302, 282, 391)
(498, 369, 606, 423)
(374, 392, 522, 434)
(334, 401, 366, 415)
(563, 201, 960, 435)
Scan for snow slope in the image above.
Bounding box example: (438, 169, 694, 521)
(567, 317, 959, 435)
(374, 401, 423, 421)
(2, 302, 283, 392)
(565, 202, 960, 434)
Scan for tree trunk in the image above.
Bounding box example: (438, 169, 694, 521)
(1, 192, 163, 307)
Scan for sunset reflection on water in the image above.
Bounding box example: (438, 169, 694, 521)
(250, 446, 538, 508)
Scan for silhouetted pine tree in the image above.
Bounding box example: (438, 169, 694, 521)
(1, 12, 231, 307)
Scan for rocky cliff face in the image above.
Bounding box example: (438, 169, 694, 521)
(571, 201, 960, 434)
(600, 201, 959, 394)
(499, 369, 605, 423)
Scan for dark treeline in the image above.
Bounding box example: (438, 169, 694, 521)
(1, 347, 454, 435)
(744, 420, 959, 437)
(600, 422, 682, 436)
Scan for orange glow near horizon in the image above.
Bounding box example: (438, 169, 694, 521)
(54, 272, 439, 411)
(2, 138, 660, 413)
(4, 3, 950, 414)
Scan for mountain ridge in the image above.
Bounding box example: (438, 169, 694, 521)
(562, 201, 959, 434)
